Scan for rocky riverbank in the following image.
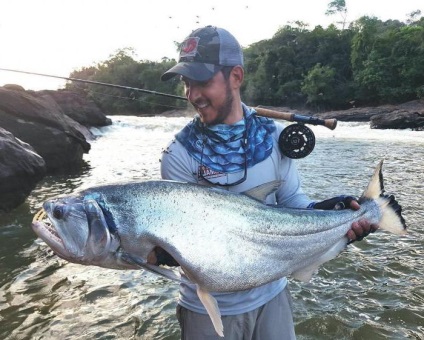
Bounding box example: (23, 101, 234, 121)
(0, 85, 111, 211)
(1, 84, 422, 211)
(258, 100, 424, 130)
(313, 100, 424, 130)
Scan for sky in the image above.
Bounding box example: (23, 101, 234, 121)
(1, 0, 423, 90)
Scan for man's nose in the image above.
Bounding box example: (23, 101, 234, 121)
(185, 83, 201, 102)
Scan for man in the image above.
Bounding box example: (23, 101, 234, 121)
(159, 25, 377, 340)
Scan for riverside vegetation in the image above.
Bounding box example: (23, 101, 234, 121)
(66, 7, 424, 114)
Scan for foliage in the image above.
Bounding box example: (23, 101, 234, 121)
(301, 64, 337, 110)
(350, 17, 424, 105)
(67, 11, 424, 113)
(242, 22, 354, 109)
(66, 48, 185, 114)
(325, 0, 348, 29)
(242, 13, 424, 110)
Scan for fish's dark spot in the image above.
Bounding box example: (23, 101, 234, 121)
(150, 246, 179, 267)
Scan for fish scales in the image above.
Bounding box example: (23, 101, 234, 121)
(66, 180, 381, 292)
(31, 161, 406, 337)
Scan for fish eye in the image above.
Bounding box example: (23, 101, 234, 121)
(53, 205, 64, 219)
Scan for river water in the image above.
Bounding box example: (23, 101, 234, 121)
(0, 115, 423, 339)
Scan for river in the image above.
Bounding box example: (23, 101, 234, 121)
(0, 115, 423, 339)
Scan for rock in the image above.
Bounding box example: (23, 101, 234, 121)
(312, 99, 424, 130)
(3, 84, 25, 91)
(35, 90, 112, 127)
(314, 106, 393, 122)
(0, 127, 46, 211)
(370, 110, 424, 130)
(0, 87, 90, 173)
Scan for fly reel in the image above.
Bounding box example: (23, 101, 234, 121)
(278, 123, 315, 159)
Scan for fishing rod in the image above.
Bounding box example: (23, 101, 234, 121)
(0, 67, 337, 130)
(0, 67, 187, 101)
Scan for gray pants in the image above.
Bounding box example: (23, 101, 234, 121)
(176, 286, 296, 340)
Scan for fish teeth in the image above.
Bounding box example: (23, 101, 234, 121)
(33, 209, 47, 222)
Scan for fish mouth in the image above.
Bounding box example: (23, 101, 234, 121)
(31, 209, 69, 256)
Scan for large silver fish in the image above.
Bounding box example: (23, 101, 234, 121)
(31, 160, 406, 336)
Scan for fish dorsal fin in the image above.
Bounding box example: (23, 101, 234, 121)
(196, 285, 224, 337)
(243, 180, 282, 203)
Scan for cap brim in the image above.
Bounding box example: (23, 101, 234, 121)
(161, 62, 223, 81)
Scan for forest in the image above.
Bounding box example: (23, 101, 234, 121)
(66, 2, 424, 114)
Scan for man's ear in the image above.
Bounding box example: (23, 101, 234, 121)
(230, 66, 244, 88)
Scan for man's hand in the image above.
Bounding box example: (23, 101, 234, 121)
(346, 200, 379, 243)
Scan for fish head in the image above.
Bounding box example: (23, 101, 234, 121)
(31, 194, 126, 268)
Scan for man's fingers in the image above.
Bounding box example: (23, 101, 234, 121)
(346, 229, 357, 242)
(349, 200, 360, 210)
(351, 220, 369, 236)
(347, 219, 376, 244)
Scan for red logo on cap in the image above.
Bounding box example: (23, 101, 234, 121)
(181, 37, 200, 57)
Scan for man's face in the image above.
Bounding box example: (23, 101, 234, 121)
(182, 71, 234, 125)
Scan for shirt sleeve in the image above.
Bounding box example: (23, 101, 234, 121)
(160, 139, 198, 183)
(275, 157, 312, 208)
(272, 122, 313, 209)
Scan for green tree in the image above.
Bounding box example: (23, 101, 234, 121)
(66, 12, 424, 113)
(243, 22, 353, 108)
(301, 63, 338, 110)
(351, 16, 424, 104)
(326, 0, 348, 29)
(67, 50, 184, 114)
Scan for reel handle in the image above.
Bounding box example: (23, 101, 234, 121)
(254, 107, 337, 130)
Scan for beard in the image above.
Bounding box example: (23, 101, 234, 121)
(213, 84, 234, 125)
(199, 81, 235, 126)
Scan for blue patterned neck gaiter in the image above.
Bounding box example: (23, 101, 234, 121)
(175, 104, 276, 173)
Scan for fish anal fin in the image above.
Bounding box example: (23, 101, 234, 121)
(196, 286, 224, 338)
(292, 240, 346, 282)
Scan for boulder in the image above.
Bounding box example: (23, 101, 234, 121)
(0, 87, 90, 173)
(313, 100, 424, 129)
(370, 110, 424, 130)
(0, 127, 46, 211)
(35, 90, 112, 127)
(314, 106, 394, 122)
(3, 84, 25, 91)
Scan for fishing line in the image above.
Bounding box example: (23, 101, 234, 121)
(1, 67, 340, 159)
(71, 82, 188, 110)
(0, 67, 187, 101)
(0, 67, 337, 129)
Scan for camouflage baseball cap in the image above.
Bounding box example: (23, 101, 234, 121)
(161, 26, 244, 81)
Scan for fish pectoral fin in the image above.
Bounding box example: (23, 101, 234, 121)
(292, 239, 347, 282)
(242, 180, 282, 203)
(196, 286, 224, 338)
(120, 252, 181, 282)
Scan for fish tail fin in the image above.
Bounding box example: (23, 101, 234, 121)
(361, 160, 407, 235)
